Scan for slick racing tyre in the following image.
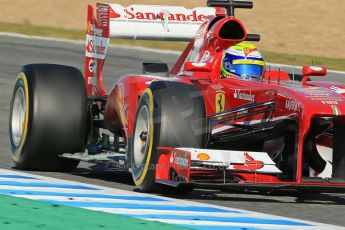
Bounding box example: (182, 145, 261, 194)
(130, 81, 206, 192)
(9, 64, 87, 171)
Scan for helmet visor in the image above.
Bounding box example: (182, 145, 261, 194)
(224, 59, 265, 79)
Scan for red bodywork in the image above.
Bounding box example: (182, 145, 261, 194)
(86, 4, 345, 191)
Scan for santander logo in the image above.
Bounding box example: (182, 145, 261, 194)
(110, 6, 211, 22)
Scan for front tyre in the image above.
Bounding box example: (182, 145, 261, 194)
(130, 82, 206, 192)
(9, 64, 87, 171)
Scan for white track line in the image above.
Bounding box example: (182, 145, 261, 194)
(0, 178, 41, 182)
(11, 195, 168, 204)
(0, 168, 342, 230)
(0, 185, 106, 193)
(87, 208, 248, 217)
(0, 31, 344, 74)
(141, 219, 319, 230)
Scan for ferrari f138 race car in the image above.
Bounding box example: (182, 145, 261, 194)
(9, 0, 345, 193)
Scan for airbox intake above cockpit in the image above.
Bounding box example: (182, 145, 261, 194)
(208, 17, 247, 49)
(218, 18, 246, 40)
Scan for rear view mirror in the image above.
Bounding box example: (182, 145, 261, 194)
(185, 62, 212, 72)
(302, 66, 327, 83)
(303, 66, 327, 76)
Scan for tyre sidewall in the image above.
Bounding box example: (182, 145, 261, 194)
(131, 88, 158, 191)
(9, 64, 87, 171)
(9, 73, 32, 164)
(130, 82, 206, 191)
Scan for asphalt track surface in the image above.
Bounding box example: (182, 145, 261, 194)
(0, 34, 345, 227)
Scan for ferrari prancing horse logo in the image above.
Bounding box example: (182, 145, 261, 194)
(216, 91, 225, 115)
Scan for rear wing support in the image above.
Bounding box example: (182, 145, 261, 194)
(207, 0, 253, 16)
(85, 4, 110, 96)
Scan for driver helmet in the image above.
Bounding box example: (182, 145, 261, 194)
(221, 42, 265, 80)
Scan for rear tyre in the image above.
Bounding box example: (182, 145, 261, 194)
(9, 64, 87, 171)
(130, 81, 206, 192)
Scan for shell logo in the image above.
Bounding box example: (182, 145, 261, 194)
(197, 153, 210, 161)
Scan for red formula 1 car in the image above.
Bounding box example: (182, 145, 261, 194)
(9, 0, 345, 193)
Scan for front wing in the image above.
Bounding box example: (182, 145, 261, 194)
(155, 147, 345, 193)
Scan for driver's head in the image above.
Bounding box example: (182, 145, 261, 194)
(221, 42, 265, 80)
